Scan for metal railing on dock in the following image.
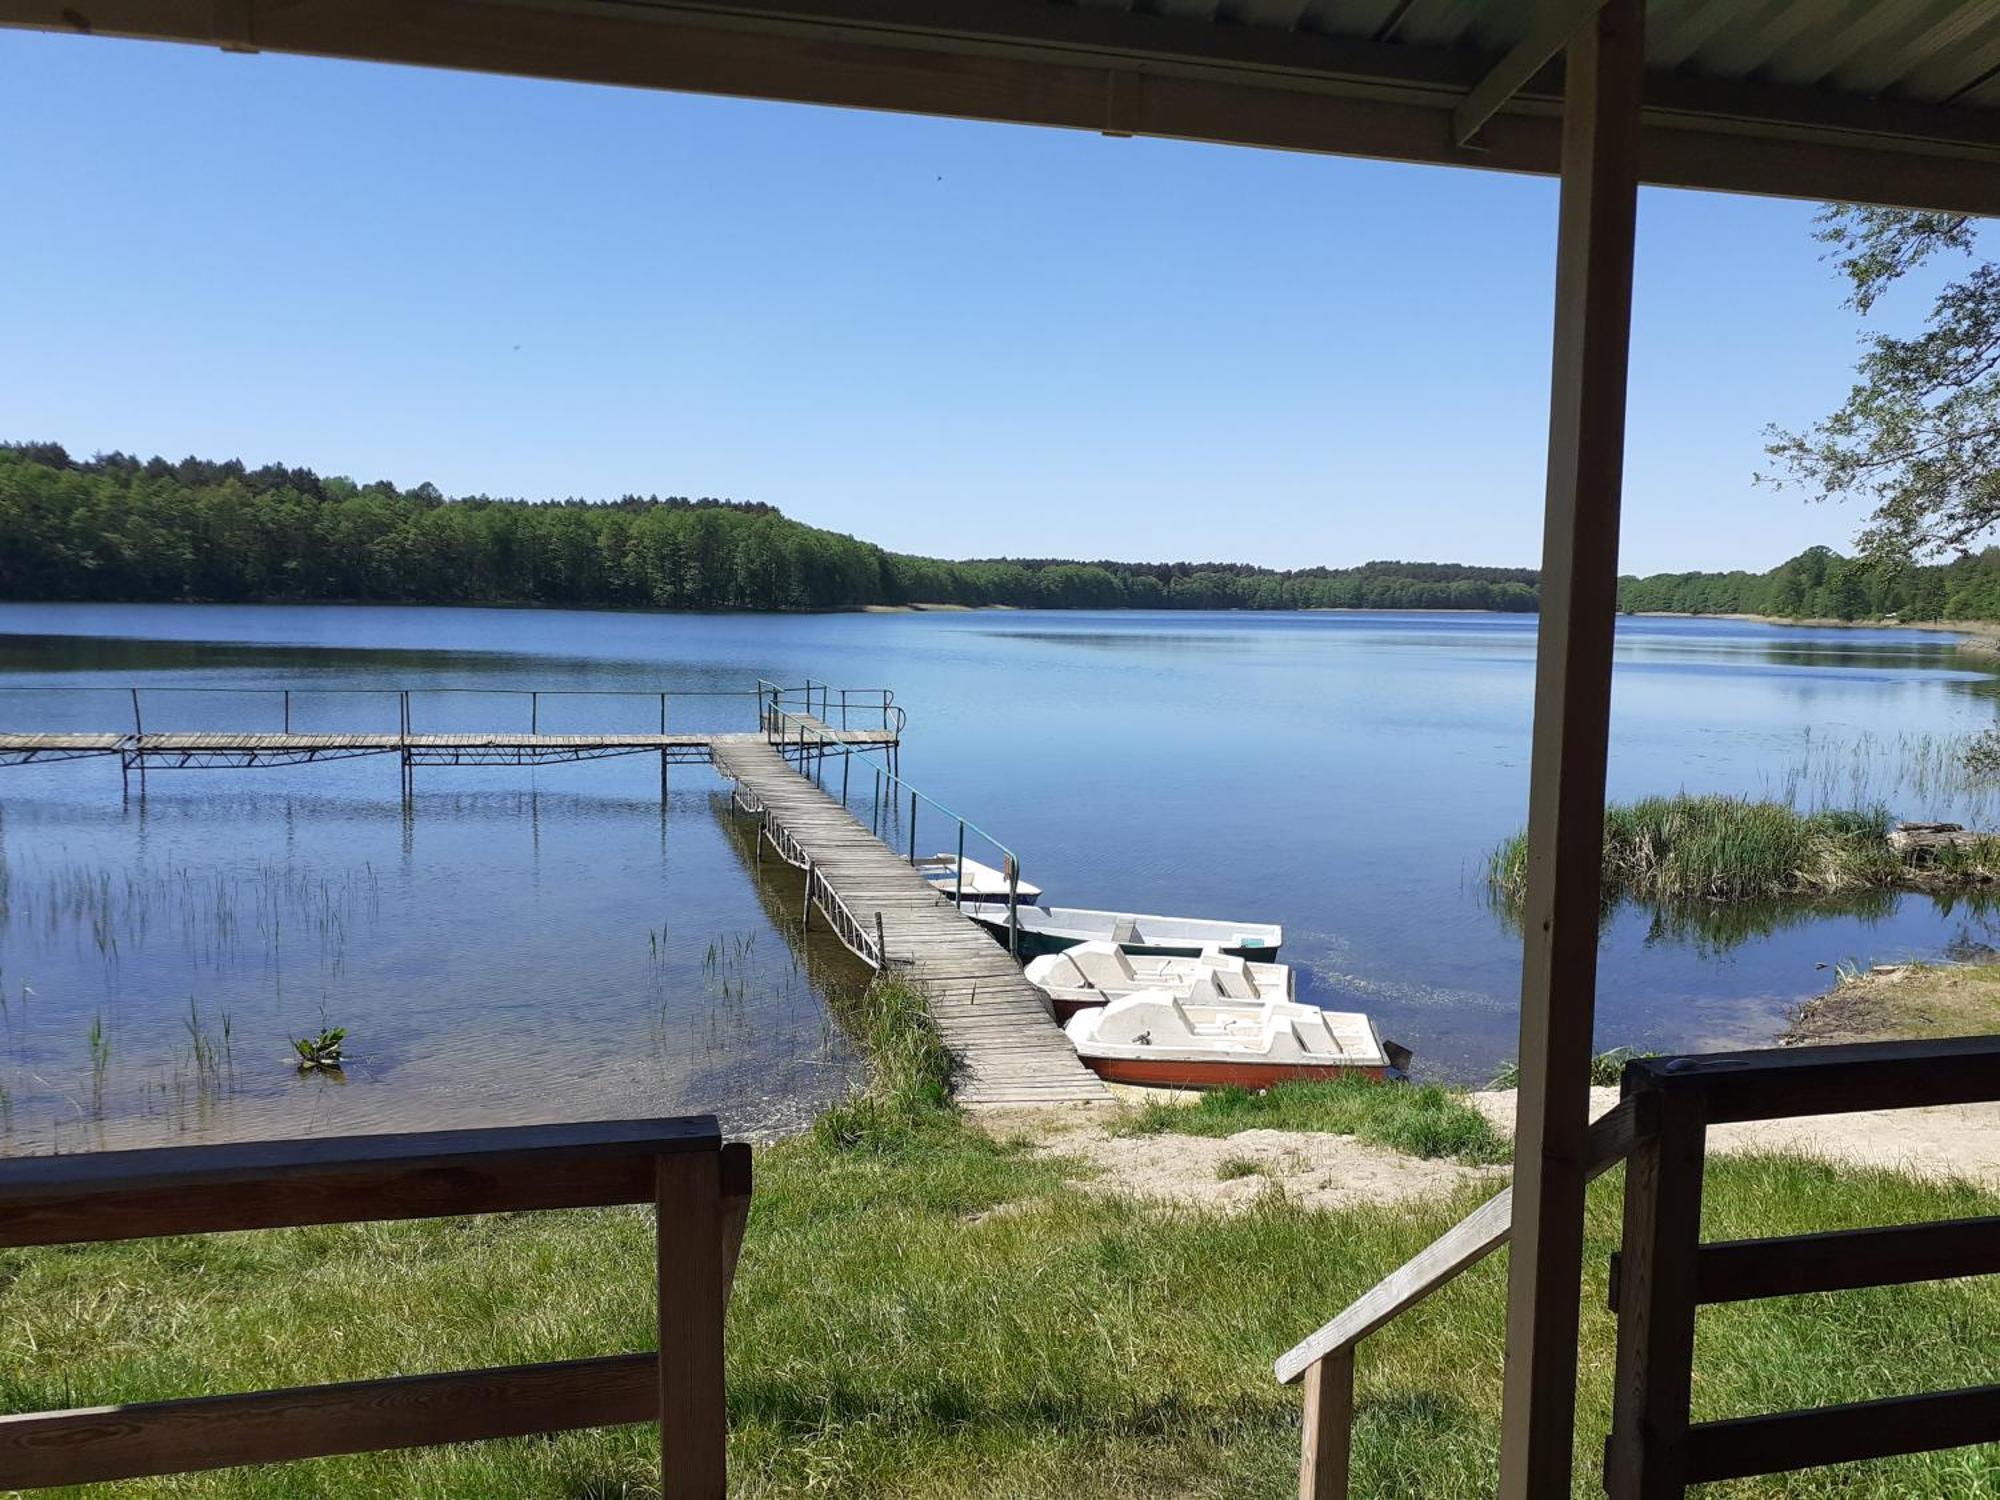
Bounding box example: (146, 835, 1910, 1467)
(757, 686, 1022, 959)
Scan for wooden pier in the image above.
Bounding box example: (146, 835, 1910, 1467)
(3, 682, 1105, 1107)
(714, 737, 1109, 1108)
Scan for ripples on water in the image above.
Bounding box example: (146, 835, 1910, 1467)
(4, 603, 2000, 1149)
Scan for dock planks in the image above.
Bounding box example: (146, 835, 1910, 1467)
(710, 739, 1108, 1109)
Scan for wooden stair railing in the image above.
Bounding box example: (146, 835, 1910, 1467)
(0, 1117, 750, 1497)
(1274, 1095, 1650, 1500)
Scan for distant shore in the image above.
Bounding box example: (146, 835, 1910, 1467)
(1629, 610, 2000, 654)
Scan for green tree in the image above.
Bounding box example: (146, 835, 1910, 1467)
(1764, 207, 1999, 560)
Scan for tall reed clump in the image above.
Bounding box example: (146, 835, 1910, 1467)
(1488, 795, 1915, 906)
(812, 974, 961, 1151)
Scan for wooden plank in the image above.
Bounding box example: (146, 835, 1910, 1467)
(1605, 1088, 1707, 1500)
(0, 1354, 658, 1488)
(0, 1116, 717, 1246)
(1684, 1384, 2000, 1484)
(1627, 1036, 2000, 1124)
(1690, 1214, 2000, 1305)
(657, 1152, 728, 1498)
(1496, 3, 1642, 1497)
(1297, 1347, 1354, 1500)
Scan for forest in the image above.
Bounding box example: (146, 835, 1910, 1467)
(1616, 545, 2000, 622)
(0, 444, 1541, 613)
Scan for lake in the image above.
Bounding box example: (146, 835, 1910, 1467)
(3, 601, 1998, 1154)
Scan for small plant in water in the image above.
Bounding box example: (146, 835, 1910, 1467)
(293, 1026, 347, 1072)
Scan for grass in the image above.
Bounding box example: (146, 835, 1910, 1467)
(1113, 1077, 1510, 1165)
(1789, 957, 2000, 1045)
(5, 976, 1999, 1496)
(1488, 794, 2000, 917)
(1487, 1048, 1659, 1091)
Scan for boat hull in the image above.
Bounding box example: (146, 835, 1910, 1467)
(970, 916, 1281, 962)
(1078, 1056, 1386, 1089)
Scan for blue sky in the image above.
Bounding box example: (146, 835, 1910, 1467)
(0, 30, 1928, 573)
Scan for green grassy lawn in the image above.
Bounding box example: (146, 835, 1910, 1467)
(5, 986, 1998, 1496)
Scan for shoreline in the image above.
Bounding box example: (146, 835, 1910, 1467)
(1629, 609, 2000, 653)
(1783, 958, 2000, 1047)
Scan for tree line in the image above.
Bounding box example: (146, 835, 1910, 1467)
(1616, 545, 2000, 622)
(0, 444, 1540, 613)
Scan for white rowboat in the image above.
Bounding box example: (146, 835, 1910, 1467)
(960, 902, 1282, 959)
(1063, 992, 1397, 1089)
(1024, 941, 1294, 1020)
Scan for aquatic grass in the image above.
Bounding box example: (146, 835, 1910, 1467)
(1114, 1078, 1509, 1165)
(1484, 794, 2000, 909)
(813, 974, 961, 1152)
(1486, 1048, 1659, 1091)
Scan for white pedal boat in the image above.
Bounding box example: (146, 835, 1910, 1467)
(1063, 991, 1397, 1089)
(917, 854, 1042, 906)
(960, 902, 1282, 959)
(1024, 940, 1294, 1021)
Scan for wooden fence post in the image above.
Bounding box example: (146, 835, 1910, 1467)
(1299, 1349, 1354, 1500)
(655, 1151, 727, 1499)
(1605, 1088, 1707, 1500)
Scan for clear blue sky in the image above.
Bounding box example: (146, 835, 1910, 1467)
(0, 30, 1919, 574)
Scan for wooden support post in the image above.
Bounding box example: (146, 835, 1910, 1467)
(654, 1151, 727, 1499)
(802, 858, 813, 932)
(1496, 3, 1643, 1498)
(1605, 1090, 1707, 1499)
(1299, 1349, 1355, 1500)
(130, 687, 146, 794)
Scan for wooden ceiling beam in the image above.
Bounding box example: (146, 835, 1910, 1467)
(2, 0, 1996, 212)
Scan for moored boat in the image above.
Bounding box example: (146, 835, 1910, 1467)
(917, 854, 1043, 906)
(1024, 940, 1294, 1020)
(1063, 991, 1397, 1089)
(960, 902, 1283, 959)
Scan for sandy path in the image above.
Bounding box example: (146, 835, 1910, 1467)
(1471, 1088, 2000, 1189)
(979, 1104, 1503, 1214)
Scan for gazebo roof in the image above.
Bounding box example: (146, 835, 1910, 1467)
(8, 0, 1999, 213)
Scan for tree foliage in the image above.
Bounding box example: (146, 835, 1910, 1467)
(0, 444, 1541, 613)
(1764, 206, 2000, 560)
(1615, 543, 2000, 622)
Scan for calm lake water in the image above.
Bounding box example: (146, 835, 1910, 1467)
(3, 601, 1998, 1153)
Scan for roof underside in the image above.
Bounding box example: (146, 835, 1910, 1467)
(7, 0, 2000, 213)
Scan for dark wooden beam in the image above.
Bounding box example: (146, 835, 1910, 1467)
(0, 1355, 658, 1489)
(1685, 1384, 2000, 1484)
(0, 1116, 718, 1245)
(2, 0, 1998, 213)
(1625, 1035, 2000, 1124)
(1496, 3, 1643, 1497)
(1690, 1214, 2000, 1304)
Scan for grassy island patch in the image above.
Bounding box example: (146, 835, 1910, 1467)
(1489, 794, 2000, 907)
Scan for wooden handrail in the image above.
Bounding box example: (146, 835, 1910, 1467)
(0, 1119, 751, 1496)
(1277, 1094, 1649, 1500)
(1276, 1094, 1647, 1384)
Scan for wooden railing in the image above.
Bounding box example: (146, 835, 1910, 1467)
(0, 1117, 751, 1496)
(1273, 1097, 1647, 1499)
(1276, 1035, 2000, 1499)
(1604, 1037, 2000, 1497)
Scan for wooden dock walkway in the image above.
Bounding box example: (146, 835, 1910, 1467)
(0, 728, 897, 767)
(711, 738, 1109, 1109)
